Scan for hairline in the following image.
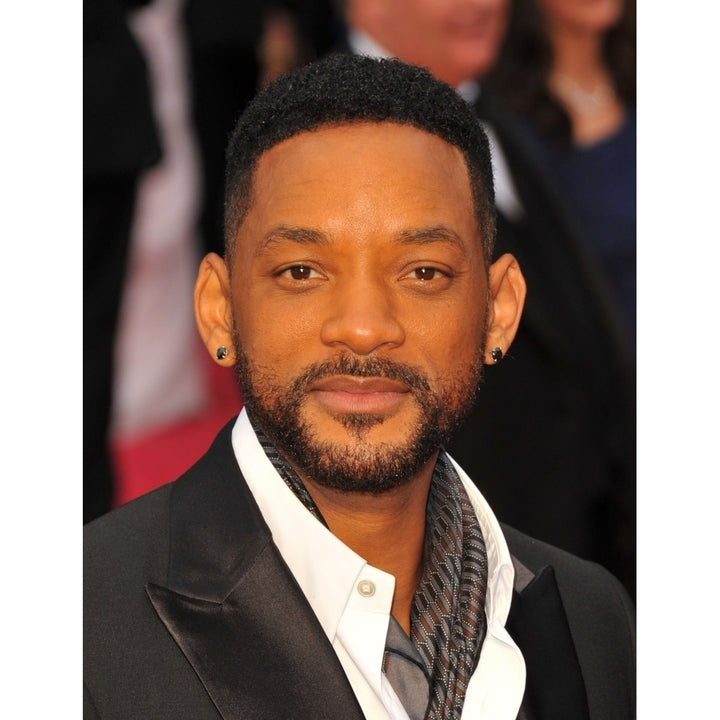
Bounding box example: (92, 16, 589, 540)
(224, 118, 495, 270)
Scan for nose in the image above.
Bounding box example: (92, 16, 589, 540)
(319, 276, 405, 355)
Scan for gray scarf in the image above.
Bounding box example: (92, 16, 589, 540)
(253, 421, 488, 719)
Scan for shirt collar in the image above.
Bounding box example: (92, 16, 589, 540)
(446, 454, 516, 627)
(231, 408, 516, 636)
(231, 409, 394, 645)
(347, 27, 392, 61)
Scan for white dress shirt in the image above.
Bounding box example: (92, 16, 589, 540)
(231, 409, 526, 719)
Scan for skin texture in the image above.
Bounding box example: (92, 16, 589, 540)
(538, 0, 623, 35)
(195, 122, 526, 631)
(348, 0, 510, 87)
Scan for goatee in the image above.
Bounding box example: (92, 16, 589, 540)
(234, 346, 484, 494)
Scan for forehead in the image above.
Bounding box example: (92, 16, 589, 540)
(241, 122, 478, 242)
(257, 121, 468, 176)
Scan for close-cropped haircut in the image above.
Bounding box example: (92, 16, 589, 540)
(223, 53, 496, 265)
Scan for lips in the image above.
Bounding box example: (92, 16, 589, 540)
(311, 375, 410, 393)
(309, 375, 411, 415)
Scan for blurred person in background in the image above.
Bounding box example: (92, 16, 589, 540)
(487, 0, 636, 349)
(84, 0, 161, 523)
(184, 0, 340, 257)
(337, 0, 636, 597)
(109, 0, 210, 495)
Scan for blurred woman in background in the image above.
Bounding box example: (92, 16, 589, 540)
(488, 0, 636, 349)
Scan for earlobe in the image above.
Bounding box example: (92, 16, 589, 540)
(484, 253, 527, 364)
(194, 252, 235, 365)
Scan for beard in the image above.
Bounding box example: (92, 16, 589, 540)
(233, 340, 485, 495)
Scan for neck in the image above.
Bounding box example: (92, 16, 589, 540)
(546, 22, 625, 143)
(303, 456, 437, 634)
(549, 25, 607, 89)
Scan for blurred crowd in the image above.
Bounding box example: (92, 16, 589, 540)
(84, 0, 636, 596)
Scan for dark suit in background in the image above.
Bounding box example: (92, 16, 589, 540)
(448, 90, 636, 598)
(84, 422, 635, 720)
(83, 0, 161, 523)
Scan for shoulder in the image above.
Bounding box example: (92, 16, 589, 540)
(502, 522, 635, 653)
(503, 522, 634, 622)
(85, 482, 173, 558)
(84, 483, 176, 611)
(83, 482, 215, 718)
(503, 523, 635, 715)
(84, 419, 238, 577)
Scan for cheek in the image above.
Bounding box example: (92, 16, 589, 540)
(233, 296, 320, 372)
(410, 311, 485, 378)
(447, 327, 484, 369)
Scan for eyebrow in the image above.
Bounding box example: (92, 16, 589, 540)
(257, 223, 466, 255)
(259, 225, 331, 254)
(396, 225, 466, 250)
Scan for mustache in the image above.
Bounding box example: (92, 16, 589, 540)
(291, 354, 432, 395)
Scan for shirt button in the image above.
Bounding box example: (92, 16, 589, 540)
(357, 579, 376, 597)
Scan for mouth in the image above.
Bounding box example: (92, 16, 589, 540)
(448, 12, 497, 40)
(309, 375, 411, 415)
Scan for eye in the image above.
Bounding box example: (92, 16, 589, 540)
(399, 263, 454, 293)
(405, 266, 451, 282)
(413, 267, 441, 281)
(279, 264, 320, 281)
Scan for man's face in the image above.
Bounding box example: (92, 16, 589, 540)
(353, 0, 509, 88)
(228, 123, 489, 493)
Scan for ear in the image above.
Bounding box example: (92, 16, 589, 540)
(194, 252, 235, 366)
(483, 253, 526, 364)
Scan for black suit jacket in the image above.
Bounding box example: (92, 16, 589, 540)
(84, 422, 635, 719)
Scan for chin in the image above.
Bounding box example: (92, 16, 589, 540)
(443, 53, 497, 86)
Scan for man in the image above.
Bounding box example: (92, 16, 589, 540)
(84, 55, 635, 719)
(337, 0, 637, 596)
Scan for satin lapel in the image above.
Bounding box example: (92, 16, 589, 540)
(506, 565, 590, 720)
(147, 543, 365, 720)
(147, 422, 366, 720)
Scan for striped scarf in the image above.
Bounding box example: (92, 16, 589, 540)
(254, 423, 488, 719)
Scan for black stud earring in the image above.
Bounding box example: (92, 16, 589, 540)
(490, 346, 503, 363)
(216, 345, 228, 360)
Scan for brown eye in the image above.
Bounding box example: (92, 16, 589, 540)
(414, 267, 438, 281)
(287, 265, 314, 280)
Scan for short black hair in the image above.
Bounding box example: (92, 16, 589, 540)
(224, 53, 496, 264)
